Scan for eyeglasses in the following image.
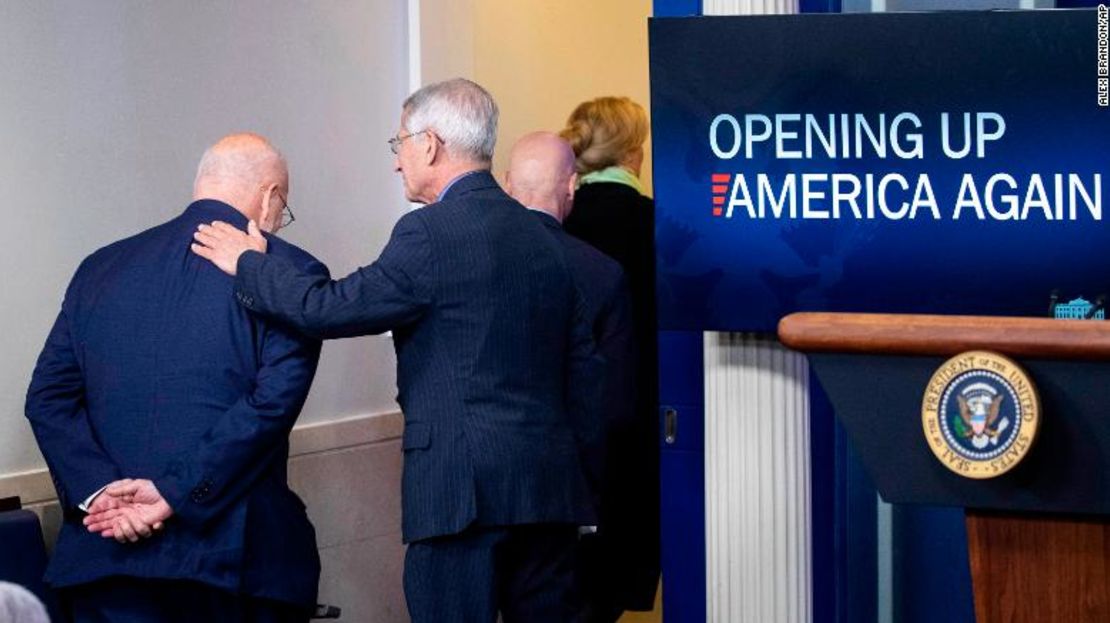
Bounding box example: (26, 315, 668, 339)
(387, 129, 444, 155)
(277, 193, 296, 228)
(388, 130, 421, 155)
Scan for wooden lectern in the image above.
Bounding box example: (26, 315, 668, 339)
(779, 312, 1110, 622)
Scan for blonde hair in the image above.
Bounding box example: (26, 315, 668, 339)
(559, 96, 648, 175)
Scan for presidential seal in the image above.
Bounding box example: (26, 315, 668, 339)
(921, 351, 1040, 479)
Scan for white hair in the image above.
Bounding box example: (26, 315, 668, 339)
(403, 78, 498, 163)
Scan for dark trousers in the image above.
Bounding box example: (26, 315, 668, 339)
(64, 577, 310, 623)
(404, 523, 581, 623)
(577, 532, 626, 623)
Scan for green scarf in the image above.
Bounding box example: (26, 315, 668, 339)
(579, 165, 646, 196)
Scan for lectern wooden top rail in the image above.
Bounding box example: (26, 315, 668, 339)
(778, 312, 1110, 360)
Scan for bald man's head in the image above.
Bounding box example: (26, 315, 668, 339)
(193, 133, 290, 232)
(505, 132, 577, 222)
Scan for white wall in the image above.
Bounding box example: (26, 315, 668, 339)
(0, 1, 411, 476)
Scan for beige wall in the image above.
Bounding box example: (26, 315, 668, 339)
(422, 0, 654, 193)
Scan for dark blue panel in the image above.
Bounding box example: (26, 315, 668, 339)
(650, 11, 1109, 332)
(800, 0, 843, 12)
(653, 0, 702, 17)
(810, 376, 836, 623)
(658, 331, 705, 407)
(892, 506, 975, 623)
(658, 330, 705, 621)
(835, 424, 879, 623)
(659, 448, 707, 623)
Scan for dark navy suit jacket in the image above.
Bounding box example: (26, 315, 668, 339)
(531, 210, 634, 505)
(233, 171, 598, 543)
(25, 200, 325, 606)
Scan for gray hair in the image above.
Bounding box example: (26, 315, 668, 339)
(403, 78, 498, 163)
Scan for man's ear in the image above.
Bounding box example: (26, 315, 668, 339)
(561, 173, 579, 221)
(423, 132, 439, 165)
(259, 183, 278, 228)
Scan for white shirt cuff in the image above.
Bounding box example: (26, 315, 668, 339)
(77, 485, 108, 513)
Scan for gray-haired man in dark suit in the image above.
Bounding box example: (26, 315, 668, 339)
(191, 79, 598, 623)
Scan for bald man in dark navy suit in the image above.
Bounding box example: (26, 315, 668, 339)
(505, 132, 646, 623)
(26, 134, 324, 623)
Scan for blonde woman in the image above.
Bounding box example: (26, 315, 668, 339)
(559, 96, 659, 622)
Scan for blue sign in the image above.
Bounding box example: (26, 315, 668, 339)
(650, 10, 1110, 331)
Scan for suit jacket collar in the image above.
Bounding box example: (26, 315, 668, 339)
(185, 199, 249, 228)
(529, 209, 562, 230)
(439, 169, 499, 202)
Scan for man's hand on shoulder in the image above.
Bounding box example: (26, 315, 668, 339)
(191, 220, 267, 276)
(83, 479, 173, 543)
